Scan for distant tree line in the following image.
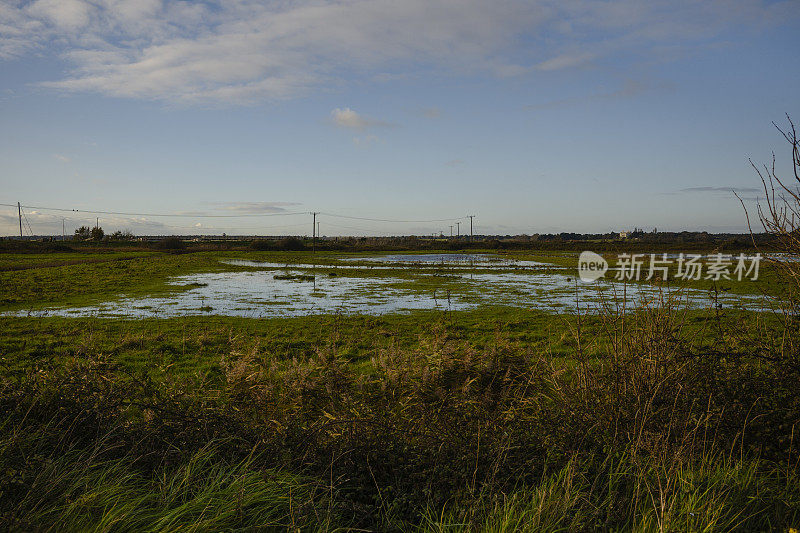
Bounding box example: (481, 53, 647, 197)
(73, 226, 135, 241)
(1, 230, 775, 254)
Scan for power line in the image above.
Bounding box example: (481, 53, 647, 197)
(1, 202, 469, 223)
(161, 222, 311, 232)
(2, 202, 476, 237)
(15, 203, 34, 236)
(21, 208, 34, 236)
(0, 208, 316, 234)
(320, 212, 467, 223)
(0, 203, 307, 218)
(468, 215, 475, 242)
(311, 212, 319, 253)
(323, 222, 397, 235)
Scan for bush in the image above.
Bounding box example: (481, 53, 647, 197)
(278, 237, 304, 251)
(251, 239, 276, 251)
(749, 115, 800, 313)
(73, 226, 91, 240)
(109, 230, 134, 241)
(158, 236, 185, 250)
(90, 227, 104, 241)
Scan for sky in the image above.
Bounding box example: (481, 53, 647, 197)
(1, 0, 799, 237)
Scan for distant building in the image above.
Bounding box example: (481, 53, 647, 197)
(618, 231, 629, 239)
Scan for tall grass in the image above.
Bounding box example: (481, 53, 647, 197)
(420, 451, 799, 532)
(2, 292, 798, 529)
(3, 437, 337, 532)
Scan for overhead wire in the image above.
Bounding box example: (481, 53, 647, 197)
(1, 210, 307, 231)
(21, 207, 34, 236)
(320, 211, 466, 223)
(2, 202, 473, 236)
(0, 203, 307, 218)
(322, 221, 398, 236)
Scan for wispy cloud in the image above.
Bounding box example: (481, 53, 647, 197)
(535, 52, 596, 72)
(526, 79, 671, 110)
(330, 108, 393, 130)
(352, 134, 380, 147)
(210, 201, 302, 214)
(0, 208, 175, 235)
(680, 186, 760, 193)
(418, 107, 442, 119)
(52, 153, 71, 163)
(0, 1, 796, 105)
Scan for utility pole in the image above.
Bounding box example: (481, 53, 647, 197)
(95, 217, 99, 230)
(317, 221, 320, 239)
(311, 212, 319, 253)
(62, 218, 65, 241)
(18, 202, 22, 238)
(468, 215, 475, 242)
(449, 225, 453, 237)
(456, 221, 460, 238)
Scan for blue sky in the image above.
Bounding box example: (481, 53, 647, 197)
(1, 0, 798, 236)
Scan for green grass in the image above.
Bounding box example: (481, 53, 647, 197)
(501, 249, 781, 297)
(0, 250, 159, 270)
(0, 308, 584, 378)
(0, 249, 777, 315)
(421, 453, 800, 532)
(5, 441, 336, 532)
(2, 303, 797, 529)
(1, 248, 797, 530)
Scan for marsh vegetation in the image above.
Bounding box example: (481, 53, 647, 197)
(1, 120, 799, 531)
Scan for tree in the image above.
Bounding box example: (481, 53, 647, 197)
(110, 230, 134, 240)
(74, 226, 91, 240)
(741, 115, 800, 314)
(91, 226, 104, 240)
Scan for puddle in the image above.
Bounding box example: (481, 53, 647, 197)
(7, 254, 768, 318)
(26, 269, 469, 319)
(339, 253, 555, 269)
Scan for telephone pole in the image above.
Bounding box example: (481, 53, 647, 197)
(62, 218, 65, 241)
(311, 212, 319, 253)
(456, 221, 460, 238)
(468, 215, 475, 242)
(449, 225, 453, 237)
(18, 202, 22, 238)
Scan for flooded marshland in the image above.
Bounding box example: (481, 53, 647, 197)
(10, 253, 766, 318)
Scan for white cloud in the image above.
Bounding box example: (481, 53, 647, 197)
(331, 108, 368, 129)
(0, 0, 796, 105)
(53, 153, 71, 163)
(26, 0, 92, 31)
(330, 108, 392, 130)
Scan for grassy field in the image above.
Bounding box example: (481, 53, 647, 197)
(1, 249, 798, 530)
(0, 248, 776, 312)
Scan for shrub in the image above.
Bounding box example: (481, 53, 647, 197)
(158, 236, 185, 250)
(251, 239, 276, 251)
(90, 227, 104, 241)
(73, 226, 91, 240)
(279, 237, 304, 251)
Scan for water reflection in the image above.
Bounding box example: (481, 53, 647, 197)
(5, 252, 768, 319)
